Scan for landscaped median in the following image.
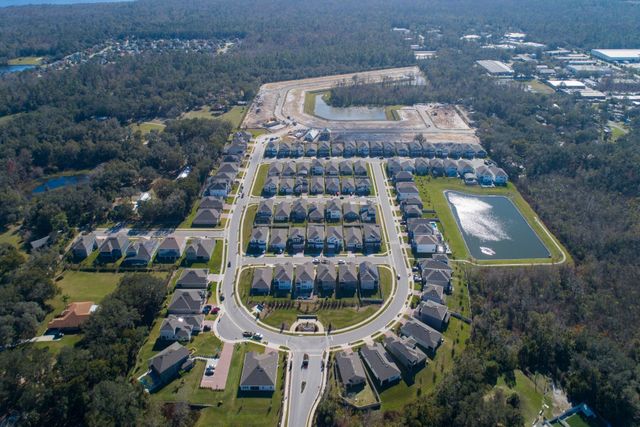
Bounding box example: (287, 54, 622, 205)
(414, 176, 571, 266)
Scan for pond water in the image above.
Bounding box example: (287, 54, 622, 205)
(0, 65, 36, 75)
(445, 191, 550, 260)
(32, 174, 89, 194)
(313, 94, 388, 121)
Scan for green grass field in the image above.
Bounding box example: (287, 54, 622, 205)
(218, 106, 248, 129)
(31, 334, 83, 356)
(129, 121, 166, 135)
(251, 164, 269, 196)
(8, 56, 43, 66)
(210, 239, 224, 274)
(494, 370, 553, 423)
(242, 204, 258, 253)
(0, 225, 24, 251)
(414, 176, 570, 265)
(178, 199, 201, 228)
(384, 105, 403, 121)
(524, 79, 555, 95)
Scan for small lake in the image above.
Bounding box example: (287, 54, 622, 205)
(313, 94, 388, 121)
(445, 191, 550, 260)
(0, 65, 36, 75)
(32, 174, 89, 194)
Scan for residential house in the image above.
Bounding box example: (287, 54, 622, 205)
(400, 159, 415, 173)
(176, 268, 209, 290)
(249, 227, 269, 253)
(412, 234, 439, 255)
(490, 166, 508, 185)
(318, 141, 331, 157)
(457, 159, 475, 176)
(353, 160, 367, 176)
(421, 284, 446, 305)
(396, 182, 420, 201)
(402, 204, 422, 220)
(326, 226, 344, 253)
(310, 177, 324, 195)
(358, 261, 379, 291)
(281, 162, 296, 177)
(475, 165, 494, 185)
(462, 144, 476, 159)
(344, 227, 363, 252)
(311, 158, 325, 175)
(279, 178, 294, 195)
(207, 178, 230, 198)
(360, 343, 401, 387)
(265, 141, 278, 157)
(343, 140, 356, 157)
(343, 202, 360, 222)
(305, 142, 318, 157)
(291, 199, 307, 222)
(291, 141, 304, 158)
(383, 141, 396, 157)
(157, 236, 186, 262)
(316, 262, 337, 293)
(251, 267, 273, 295)
(319, 127, 332, 141)
(240, 351, 278, 392)
(335, 351, 366, 390)
(273, 201, 291, 222)
(401, 196, 424, 211)
(267, 162, 282, 176)
(297, 161, 310, 176)
(168, 290, 205, 315)
(294, 177, 308, 195)
(325, 177, 340, 195)
(262, 176, 278, 197)
(363, 224, 382, 252)
(218, 162, 238, 176)
(277, 142, 291, 158)
(185, 238, 215, 262)
(339, 160, 353, 175)
(416, 300, 450, 331)
(287, 227, 306, 253)
(325, 160, 339, 176)
(435, 145, 447, 158)
(331, 142, 344, 157)
(192, 208, 221, 227)
(414, 158, 430, 175)
(124, 239, 158, 265)
(200, 196, 224, 210)
(159, 314, 204, 341)
(421, 266, 452, 293)
(369, 140, 383, 157)
(463, 172, 478, 185)
(355, 178, 372, 196)
(430, 158, 444, 176)
(306, 225, 325, 251)
(409, 140, 423, 157)
(407, 218, 435, 239)
(360, 202, 377, 223)
(307, 201, 325, 223)
(71, 234, 96, 261)
(255, 199, 274, 225)
(273, 263, 294, 292)
(304, 129, 320, 142)
(396, 142, 410, 157)
(98, 235, 129, 262)
(356, 140, 370, 157)
(422, 142, 436, 158)
(474, 146, 487, 158)
(294, 262, 315, 296)
(400, 320, 443, 355)
(341, 178, 355, 195)
(338, 262, 358, 293)
(387, 158, 402, 176)
(384, 335, 427, 371)
(47, 301, 97, 331)
(148, 342, 193, 386)
(393, 170, 414, 182)
(269, 228, 288, 253)
(448, 145, 462, 159)
(325, 199, 342, 222)
(443, 159, 458, 177)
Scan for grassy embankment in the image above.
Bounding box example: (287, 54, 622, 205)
(414, 177, 570, 265)
(8, 56, 43, 65)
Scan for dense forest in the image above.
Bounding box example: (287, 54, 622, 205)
(1, 0, 640, 425)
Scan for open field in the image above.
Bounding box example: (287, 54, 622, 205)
(0, 225, 24, 250)
(251, 164, 269, 196)
(414, 177, 570, 265)
(8, 56, 43, 65)
(181, 106, 247, 129)
(493, 370, 554, 423)
(242, 204, 258, 252)
(524, 79, 555, 95)
(423, 104, 470, 129)
(129, 121, 165, 134)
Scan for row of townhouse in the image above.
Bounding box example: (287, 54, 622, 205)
(254, 198, 377, 225)
(387, 158, 508, 185)
(249, 223, 382, 254)
(267, 159, 368, 177)
(262, 176, 372, 197)
(249, 260, 380, 296)
(265, 139, 487, 160)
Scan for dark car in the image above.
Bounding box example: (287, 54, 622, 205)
(202, 305, 212, 314)
(242, 331, 253, 338)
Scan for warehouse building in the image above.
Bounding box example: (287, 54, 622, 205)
(476, 60, 514, 77)
(591, 49, 640, 63)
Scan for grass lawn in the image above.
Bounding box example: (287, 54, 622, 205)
(182, 344, 285, 427)
(242, 204, 258, 253)
(129, 121, 166, 135)
(366, 163, 378, 196)
(218, 106, 248, 129)
(248, 129, 267, 138)
(210, 240, 224, 274)
(608, 121, 629, 142)
(384, 105, 403, 121)
(178, 199, 201, 228)
(414, 176, 569, 264)
(0, 225, 24, 251)
(8, 56, 43, 65)
(31, 333, 83, 356)
(494, 370, 553, 423)
(181, 106, 216, 120)
(303, 90, 327, 116)
(524, 79, 555, 95)
(251, 164, 269, 196)
(378, 267, 393, 299)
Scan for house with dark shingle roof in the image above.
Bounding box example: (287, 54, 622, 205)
(185, 238, 215, 263)
(157, 236, 186, 262)
(98, 235, 129, 262)
(358, 261, 379, 291)
(338, 262, 358, 293)
(316, 262, 337, 292)
(168, 290, 205, 315)
(421, 284, 445, 305)
(273, 262, 294, 292)
(269, 228, 288, 253)
(291, 199, 307, 222)
(325, 199, 342, 222)
(353, 160, 368, 176)
(344, 227, 363, 252)
(360, 202, 377, 223)
(159, 314, 204, 341)
(325, 177, 340, 195)
(307, 201, 325, 223)
(176, 268, 209, 290)
(200, 196, 224, 211)
(294, 177, 309, 195)
(265, 141, 278, 157)
(279, 178, 295, 195)
(263, 176, 278, 197)
(341, 177, 355, 195)
(192, 208, 221, 227)
(395, 182, 419, 201)
(281, 162, 296, 177)
(356, 140, 370, 157)
(148, 342, 193, 385)
(278, 142, 291, 158)
(72, 234, 96, 261)
(384, 335, 427, 371)
(383, 141, 396, 157)
(310, 176, 325, 195)
(360, 343, 401, 388)
(430, 158, 444, 176)
(339, 160, 353, 175)
(409, 140, 423, 157)
(273, 201, 291, 222)
(311, 158, 325, 176)
(297, 161, 310, 176)
(325, 160, 340, 176)
(305, 142, 318, 157)
(394, 170, 414, 183)
(287, 227, 305, 253)
(251, 267, 273, 295)
(318, 141, 331, 157)
(240, 351, 278, 392)
(414, 158, 429, 175)
(363, 224, 382, 252)
(326, 226, 343, 253)
(355, 178, 372, 195)
(335, 351, 367, 391)
(400, 320, 443, 355)
(369, 140, 383, 157)
(255, 199, 274, 224)
(343, 140, 356, 157)
(123, 239, 158, 266)
(415, 300, 450, 331)
(332, 142, 344, 157)
(343, 202, 360, 222)
(249, 227, 269, 253)
(295, 262, 315, 295)
(306, 225, 325, 251)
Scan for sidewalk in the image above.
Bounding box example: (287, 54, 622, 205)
(200, 342, 233, 390)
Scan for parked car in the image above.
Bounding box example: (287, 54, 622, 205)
(205, 365, 215, 376)
(242, 331, 253, 338)
(312, 258, 319, 264)
(252, 332, 263, 341)
(202, 305, 212, 314)
(211, 307, 220, 314)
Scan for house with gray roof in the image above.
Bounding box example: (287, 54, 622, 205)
(240, 351, 278, 392)
(443, 159, 458, 177)
(310, 176, 325, 195)
(295, 262, 315, 296)
(430, 158, 444, 176)
(344, 227, 363, 252)
(291, 199, 307, 222)
(335, 351, 366, 390)
(307, 201, 325, 223)
(273, 262, 294, 292)
(297, 161, 310, 176)
(268, 162, 282, 176)
(279, 178, 295, 195)
(396, 182, 420, 201)
(255, 199, 274, 224)
(249, 227, 269, 253)
(123, 239, 158, 266)
(200, 196, 224, 211)
(192, 208, 221, 227)
(353, 160, 368, 176)
(400, 320, 443, 355)
(263, 176, 278, 197)
(185, 238, 215, 263)
(291, 141, 304, 157)
(287, 227, 305, 253)
(387, 158, 402, 175)
(325, 199, 342, 222)
(412, 234, 439, 255)
(325, 177, 340, 195)
(356, 140, 370, 157)
(475, 165, 493, 186)
(360, 343, 401, 388)
(157, 236, 186, 262)
(168, 290, 205, 315)
(176, 268, 209, 289)
(325, 160, 340, 176)
(358, 261, 379, 291)
(344, 140, 356, 157)
(338, 262, 358, 293)
(98, 235, 129, 262)
(421, 284, 445, 305)
(422, 142, 436, 158)
(343, 202, 360, 222)
(318, 141, 331, 157)
(355, 177, 372, 195)
(415, 300, 450, 331)
(396, 142, 410, 157)
(409, 140, 423, 157)
(281, 162, 296, 176)
(277, 142, 291, 158)
(394, 170, 414, 183)
(332, 142, 344, 157)
(311, 158, 325, 176)
(339, 160, 353, 175)
(414, 158, 429, 175)
(251, 267, 273, 295)
(490, 166, 508, 185)
(316, 262, 337, 293)
(326, 226, 343, 253)
(273, 201, 291, 222)
(306, 225, 325, 251)
(369, 140, 383, 156)
(294, 177, 308, 195)
(360, 202, 377, 223)
(384, 335, 427, 371)
(341, 177, 355, 195)
(363, 224, 382, 252)
(71, 234, 96, 261)
(265, 141, 278, 157)
(269, 228, 288, 253)
(402, 204, 422, 220)
(159, 314, 204, 341)
(383, 141, 396, 157)
(305, 142, 318, 157)
(148, 342, 193, 386)
(206, 178, 230, 198)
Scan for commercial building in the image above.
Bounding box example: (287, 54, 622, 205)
(476, 60, 514, 77)
(591, 49, 640, 63)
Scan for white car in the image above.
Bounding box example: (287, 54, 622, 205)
(312, 258, 320, 264)
(337, 259, 346, 265)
